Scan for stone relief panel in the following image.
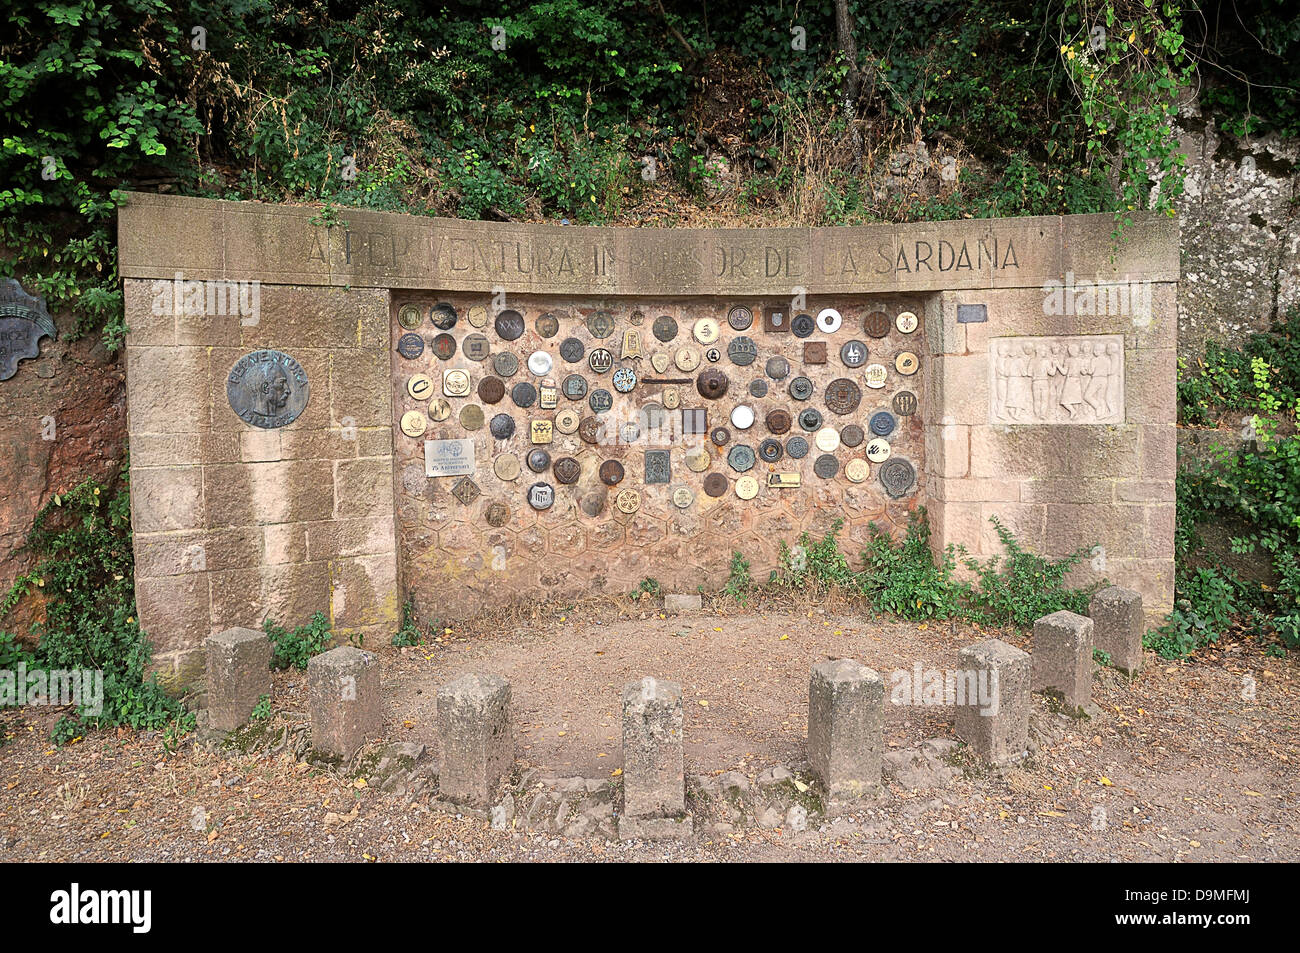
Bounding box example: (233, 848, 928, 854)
(989, 334, 1124, 425)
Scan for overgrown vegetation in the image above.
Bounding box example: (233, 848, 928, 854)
(390, 598, 423, 647)
(264, 611, 336, 671)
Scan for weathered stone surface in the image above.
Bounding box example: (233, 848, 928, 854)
(436, 673, 513, 807)
(621, 677, 685, 818)
(1031, 610, 1095, 711)
(807, 658, 884, 799)
(954, 639, 1030, 764)
(1089, 586, 1145, 674)
(205, 627, 272, 732)
(617, 813, 694, 841)
(664, 592, 703, 611)
(307, 646, 381, 760)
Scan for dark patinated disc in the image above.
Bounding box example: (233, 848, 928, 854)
(462, 333, 490, 361)
(578, 416, 604, 444)
(431, 302, 458, 330)
(727, 336, 758, 366)
(493, 352, 519, 377)
(798, 408, 823, 431)
(397, 333, 424, 360)
(870, 411, 897, 436)
(786, 435, 810, 459)
(840, 424, 865, 448)
(863, 311, 890, 338)
(880, 457, 916, 498)
(840, 340, 868, 368)
(586, 310, 615, 339)
(495, 309, 525, 341)
(727, 444, 756, 473)
(766, 409, 792, 435)
(892, 390, 918, 416)
(789, 376, 814, 401)
(226, 349, 311, 429)
(710, 427, 731, 446)
(589, 388, 613, 413)
(562, 374, 588, 400)
(553, 456, 581, 484)
(765, 356, 790, 380)
(703, 472, 729, 497)
(599, 459, 625, 486)
(759, 438, 784, 463)
(813, 453, 840, 479)
(536, 312, 560, 338)
(527, 481, 555, 511)
(696, 368, 729, 400)
(825, 377, 863, 415)
(432, 333, 457, 360)
(478, 377, 506, 404)
(485, 501, 511, 527)
(749, 379, 768, 398)
(489, 413, 516, 440)
(560, 337, 585, 363)
(511, 381, 537, 408)
(526, 448, 551, 473)
(727, 306, 754, 331)
(791, 313, 815, 338)
(652, 314, 678, 343)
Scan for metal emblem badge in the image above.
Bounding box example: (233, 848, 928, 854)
(650, 352, 670, 374)
(527, 481, 555, 510)
(896, 311, 919, 334)
(431, 302, 458, 330)
(489, 413, 516, 440)
(495, 310, 525, 341)
(599, 460, 625, 486)
(693, 318, 720, 345)
(589, 389, 613, 414)
(612, 367, 637, 393)
(493, 352, 519, 377)
(789, 376, 814, 401)
(813, 453, 839, 479)
(397, 333, 424, 360)
(730, 405, 755, 430)
(675, 347, 700, 372)
(536, 313, 560, 338)
(397, 304, 422, 330)
(539, 379, 558, 409)
(630, 310, 645, 326)
(672, 486, 694, 509)
(400, 410, 427, 437)
(511, 381, 537, 407)
(799, 408, 823, 432)
(804, 341, 828, 365)
(727, 305, 754, 331)
(463, 333, 491, 362)
(705, 346, 722, 363)
(494, 454, 521, 481)
(869, 411, 897, 437)
(555, 409, 580, 434)
(560, 337, 586, 363)
(895, 351, 919, 376)
(816, 308, 842, 334)
(527, 448, 552, 472)
(815, 427, 841, 453)
(587, 310, 615, 339)
(840, 424, 865, 448)
(766, 409, 792, 434)
(766, 356, 790, 380)
(615, 488, 641, 514)
(696, 368, 729, 400)
(758, 438, 783, 463)
(866, 437, 892, 463)
(845, 459, 870, 483)
(863, 311, 891, 338)
(530, 420, 554, 444)
(864, 364, 888, 389)
(578, 416, 604, 444)
(588, 348, 613, 374)
(786, 436, 810, 459)
(485, 501, 511, 526)
(450, 476, 480, 504)
(428, 398, 452, 422)
(710, 427, 730, 446)
(727, 444, 756, 472)
(735, 475, 760, 500)
(467, 305, 489, 328)
(652, 315, 678, 343)
(703, 472, 728, 497)
(840, 340, 867, 368)
(645, 449, 671, 484)
(443, 370, 471, 397)
(621, 329, 642, 360)
(662, 385, 681, 410)
(432, 333, 457, 360)
(880, 458, 916, 498)
(825, 377, 862, 415)
(459, 404, 485, 431)
(408, 373, 434, 401)
(727, 336, 758, 366)
(749, 379, 769, 398)
(893, 391, 918, 416)
(682, 408, 707, 434)
(791, 313, 815, 338)
(685, 448, 711, 472)
(477, 376, 505, 404)
(767, 473, 800, 489)
(528, 350, 554, 376)
(553, 457, 581, 485)
(763, 307, 789, 333)
(562, 374, 589, 400)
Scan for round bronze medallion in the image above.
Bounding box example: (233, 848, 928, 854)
(560, 337, 585, 363)
(463, 333, 491, 362)
(555, 408, 580, 434)
(813, 453, 840, 479)
(652, 315, 678, 343)
(893, 390, 918, 416)
(710, 427, 730, 446)
(766, 356, 790, 380)
(428, 398, 452, 422)
(727, 305, 754, 331)
(840, 340, 868, 368)
(840, 424, 865, 448)
(489, 413, 516, 440)
(511, 382, 537, 408)
(432, 333, 457, 360)
(672, 486, 694, 509)
(562, 374, 588, 400)
(397, 333, 424, 360)
(589, 348, 613, 374)
(536, 312, 560, 338)
(696, 368, 729, 400)
(766, 409, 792, 434)
(787, 435, 810, 459)
(759, 438, 783, 463)
(799, 408, 823, 432)
(863, 311, 891, 338)
(578, 416, 604, 444)
(685, 448, 710, 472)
(478, 376, 505, 404)
(870, 411, 897, 436)
(615, 488, 640, 514)
(727, 444, 756, 472)
(493, 352, 519, 377)
(825, 377, 863, 415)
(485, 501, 511, 527)
(880, 458, 916, 497)
(749, 379, 769, 398)
(526, 448, 551, 473)
(398, 304, 422, 330)
(703, 472, 728, 497)
(459, 404, 484, 430)
(599, 459, 625, 486)
(431, 302, 458, 330)
(789, 376, 814, 401)
(587, 310, 615, 339)
(495, 310, 525, 341)
(553, 457, 581, 485)
(589, 389, 613, 414)
(399, 410, 426, 437)
(612, 367, 637, 393)
(728, 336, 758, 366)
(791, 313, 815, 338)
(467, 305, 488, 328)
(494, 454, 520, 481)
(675, 347, 700, 372)
(662, 386, 681, 410)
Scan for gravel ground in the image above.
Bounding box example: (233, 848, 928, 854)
(1, 600, 1296, 862)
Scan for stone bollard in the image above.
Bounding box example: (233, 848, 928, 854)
(1089, 586, 1145, 674)
(954, 639, 1030, 764)
(205, 627, 272, 732)
(807, 658, 884, 799)
(436, 673, 513, 808)
(307, 646, 381, 761)
(1031, 610, 1095, 712)
(618, 677, 687, 839)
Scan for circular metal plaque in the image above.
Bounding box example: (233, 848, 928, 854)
(893, 391, 918, 416)
(432, 333, 457, 360)
(864, 364, 888, 389)
(478, 376, 505, 404)
(815, 427, 840, 452)
(758, 438, 783, 463)
(766, 409, 792, 434)
(786, 436, 810, 459)
(727, 336, 758, 366)
(511, 381, 537, 408)
(615, 488, 640, 514)
(528, 350, 553, 376)
(799, 408, 823, 432)
(863, 311, 891, 338)
(578, 416, 604, 444)
(813, 453, 839, 479)
(555, 408, 580, 434)
(467, 305, 488, 328)
(489, 413, 516, 440)
(895, 351, 919, 376)
(662, 386, 680, 410)
(612, 367, 637, 393)
(730, 405, 755, 430)
(789, 376, 814, 401)
(685, 448, 710, 472)
(749, 379, 769, 398)
(428, 398, 452, 422)
(587, 310, 615, 339)
(879, 458, 916, 498)
(766, 356, 790, 380)
(825, 377, 862, 415)
(675, 347, 700, 372)
(589, 389, 613, 414)
(652, 315, 678, 343)
(710, 427, 730, 446)
(791, 313, 815, 338)
(735, 476, 759, 500)
(399, 410, 427, 437)
(536, 313, 560, 338)
(527, 448, 552, 473)
(443, 369, 471, 397)
(588, 348, 613, 374)
(459, 404, 485, 430)
(494, 454, 521, 481)
(463, 333, 491, 362)
(553, 457, 581, 484)
(527, 481, 555, 510)
(493, 352, 519, 377)
(727, 444, 756, 472)
(705, 346, 721, 364)
(727, 306, 754, 331)
(845, 459, 870, 483)
(562, 374, 588, 400)
(599, 460, 625, 486)
(693, 318, 720, 345)
(703, 472, 728, 497)
(816, 308, 842, 333)
(398, 304, 422, 330)
(630, 310, 645, 326)
(579, 489, 606, 517)
(672, 486, 695, 509)
(896, 311, 919, 334)
(696, 368, 729, 400)
(495, 310, 525, 341)
(397, 333, 424, 360)
(840, 340, 868, 368)
(619, 422, 640, 443)
(407, 373, 434, 401)
(866, 437, 892, 463)
(485, 501, 511, 527)
(431, 302, 458, 330)
(560, 337, 585, 363)
(840, 424, 865, 448)
(870, 411, 897, 437)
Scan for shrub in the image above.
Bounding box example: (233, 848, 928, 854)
(265, 611, 335, 671)
(964, 517, 1099, 627)
(858, 511, 970, 620)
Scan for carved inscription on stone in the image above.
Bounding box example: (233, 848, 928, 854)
(989, 334, 1124, 425)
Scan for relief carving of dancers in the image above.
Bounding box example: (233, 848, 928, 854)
(990, 335, 1124, 424)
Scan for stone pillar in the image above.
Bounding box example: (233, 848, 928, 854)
(620, 677, 685, 818)
(1031, 610, 1094, 711)
(436, 673, 513, 807)
(205, 627, 272, 731)
(807, 658, 883, 799)
(954, 639, 1030, 764)
(307, 646, 381, 760)
(1089, 586, 1145, 674)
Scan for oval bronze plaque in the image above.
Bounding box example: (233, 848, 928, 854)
(228, 350, 310, 429)
(825, 377, 863, 415)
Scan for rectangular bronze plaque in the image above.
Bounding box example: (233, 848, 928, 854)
(803, 341, 827, 364)
(763, 307, 790, 333)
(645, 449, 671, 484)
(530, 420, 554, 444)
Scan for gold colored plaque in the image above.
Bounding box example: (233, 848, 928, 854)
(685, 448, 711, 472)
(651, 352, 670, 374)
(621, 329, 642, 360)
(443, 369, 471, 397)
(674, 347, 700, 372)
(539, 379, 558, 409)
(494, 454, 521, 481)
(530, 420, 554, 444)
(467, 305, 489, 328)
(555, 408, 580, 434)
(895, 351, 919, 375)
(662, 385, 681, 410)
(615, 488, 641, 514)
(767, 472, 801, 489)
(672, 486, 694, 508)
(845, 458, 870, 483)
(400, 410, 427, 437)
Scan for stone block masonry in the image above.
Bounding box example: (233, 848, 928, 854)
(954, 639, 1030, 764)
(620, 677, 685, 819)
(1031, 610, 1095, 712)
(436, 673, 513, 807)
(807, 658, 884, 799)
(1089, 586, 1145, 674)
(204, 627, 271, 732)
(307, 646, 382, 760)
